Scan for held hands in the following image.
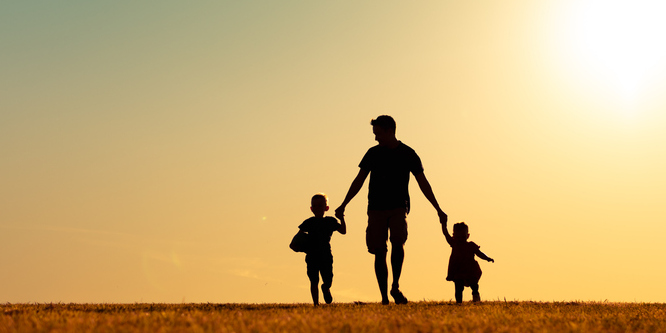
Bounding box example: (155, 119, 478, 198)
(438, 210, 448, 225)
(334, 206, 345, 220)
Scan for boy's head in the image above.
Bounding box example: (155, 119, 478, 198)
(452, 222, 470, 241)
(310, 193, 329, 218)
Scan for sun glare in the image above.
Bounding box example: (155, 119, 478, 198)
(564, 0, 666, 106)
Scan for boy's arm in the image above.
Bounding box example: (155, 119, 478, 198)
(337, 216, 347, 235)
(441, 221, 453, 245)
(475, 248, 494, 263)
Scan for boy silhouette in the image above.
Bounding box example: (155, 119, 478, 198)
(297, 193, 346, 305)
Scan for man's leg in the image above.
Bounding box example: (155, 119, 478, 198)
(390, 243, 404, 291)
(388, 208, 408, 304)
(374, 252, 389, 304)
(367, 210, 390, 304)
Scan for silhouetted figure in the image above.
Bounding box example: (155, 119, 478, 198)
(442, 221, 494, 303)
(335, 115, 447, 305)
(296, 193, 346, 306)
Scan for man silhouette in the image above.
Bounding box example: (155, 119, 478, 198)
(335, 115, 447, 304)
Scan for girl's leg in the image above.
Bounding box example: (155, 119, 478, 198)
(454, 281, 465, 303)
(471, 283, 480, 302)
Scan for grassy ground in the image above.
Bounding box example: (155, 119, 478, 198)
(2, 301, 666, 332)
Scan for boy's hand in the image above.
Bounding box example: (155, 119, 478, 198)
(335, 206, 345, 220)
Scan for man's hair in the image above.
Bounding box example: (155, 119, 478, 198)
(453, 222, 468, 235)
(311, 193, 328, 204)
(371, 115, 396, 131)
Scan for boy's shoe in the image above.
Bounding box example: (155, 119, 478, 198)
(472, 293, 481, 302)
(381, 299, 390, 305)
(390, 289, 408, 305)
(322, 285, 333, 304)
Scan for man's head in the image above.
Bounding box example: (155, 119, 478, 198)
(311, 193, 329, 218)
(371, 115, 396, 132)
(371, 115, 397, 146)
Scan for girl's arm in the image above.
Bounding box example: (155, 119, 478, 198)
(441, 221, 453, 246)
(337, 216, 347, 235)
(475, 248, 494, 263)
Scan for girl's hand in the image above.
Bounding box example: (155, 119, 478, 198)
(488, 258, 495, 263)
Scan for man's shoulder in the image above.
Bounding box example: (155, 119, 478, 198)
(397, 141, 418, 154)
(364, 144, 382, 154)
(365, 142, 417, 153)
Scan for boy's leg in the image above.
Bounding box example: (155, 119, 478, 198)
(307, 262, 320, 306)
(454, 281, 465, 303)
(471, 282, 480, 302)
(321, 259, 334, 304)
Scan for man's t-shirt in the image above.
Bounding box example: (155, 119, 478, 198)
(359, 141, 424, 211)
(298, 216, 341, 257)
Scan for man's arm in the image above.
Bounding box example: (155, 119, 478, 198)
(335, 169, 369, 219)
(441, 220, 453, 245)
(414, 172, 447, 224)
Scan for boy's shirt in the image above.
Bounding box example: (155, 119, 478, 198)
(298, 216, 341, 256)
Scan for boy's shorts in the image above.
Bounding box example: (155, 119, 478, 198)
(306, 255, 333, 284)
(366, 208, 408, 254)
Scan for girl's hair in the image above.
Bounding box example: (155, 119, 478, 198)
(453, 222, 468, 235)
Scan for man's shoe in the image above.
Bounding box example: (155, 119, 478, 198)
(390, 289, 408, 304)
(472, 293, 481, 302)
(322, 286, 333, 304)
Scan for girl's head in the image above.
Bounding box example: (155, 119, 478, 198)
(452, 222, 469, 242)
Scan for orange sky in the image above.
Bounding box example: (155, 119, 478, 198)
(2, 1, 666, 303)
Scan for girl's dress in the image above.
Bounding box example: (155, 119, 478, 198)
(446, 240, 482, 286)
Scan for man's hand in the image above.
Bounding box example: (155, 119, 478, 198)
(438, 210, 448, 225)
(335, 206, 345, 220)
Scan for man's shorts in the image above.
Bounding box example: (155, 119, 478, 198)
(366, 208, 408, 254)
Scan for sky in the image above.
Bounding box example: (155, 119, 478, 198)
(2, 1, 666, 304)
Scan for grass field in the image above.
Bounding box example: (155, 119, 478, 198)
(2, 301, 666, 332)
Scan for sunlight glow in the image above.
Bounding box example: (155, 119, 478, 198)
(566, 0, 666, 105)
